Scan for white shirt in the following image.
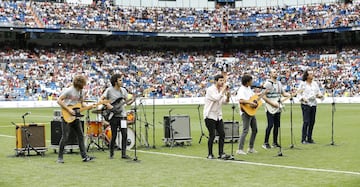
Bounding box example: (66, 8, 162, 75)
(236, 85, 254, 115)
(203, 84, 228, 120)
(298, 81, 322, 107)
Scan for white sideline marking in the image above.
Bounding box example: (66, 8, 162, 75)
(1, 133, 359, 176)
(136, 150, 360, 176)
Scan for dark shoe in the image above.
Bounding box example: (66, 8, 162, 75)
(121, 155, 131, 159)
(207, 154, 215, 159)
(83, 156, 95, 162)
(218, 153, 231, 160)
(272, 143, 281, 148)
(262, 143, 271, 149)
(57, 159, 64, 164)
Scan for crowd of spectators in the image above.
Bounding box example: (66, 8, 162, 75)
(0, 1, 359, 32)
(0, 46, 359, 101)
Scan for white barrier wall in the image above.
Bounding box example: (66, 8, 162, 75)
(0, 97, 359, 108)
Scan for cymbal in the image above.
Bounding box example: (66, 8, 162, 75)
(91, 110, 103, 114)
(84, 100, 97, 103)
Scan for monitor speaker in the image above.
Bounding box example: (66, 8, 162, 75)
(16, 124, 45, 149)
(163, 115, 191, 140)
(215, 121, 239, 140)
(51, 120, 84, 145)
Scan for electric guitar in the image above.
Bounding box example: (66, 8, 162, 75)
(265, 89, 303, 114)
(240, 91, 267, 116)
(62, 100, 110, 123)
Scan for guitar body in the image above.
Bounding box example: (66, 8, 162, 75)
(62, 103, 84, 123)
(240, 94, 263, 116)
(62, 100, 110, 123)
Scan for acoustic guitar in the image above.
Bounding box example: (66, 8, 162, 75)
(62, 100, 109, 123)
(240, 94, 264, 116)
(265, 89, 303, 114)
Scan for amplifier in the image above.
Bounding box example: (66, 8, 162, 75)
(215, 121, 240, 141)
(163, 115, 191, 140)
(16, 124, 46, 149)
(51, 120, 84, 145)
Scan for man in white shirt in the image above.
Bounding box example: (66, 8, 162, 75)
(203, 74, 230, 159)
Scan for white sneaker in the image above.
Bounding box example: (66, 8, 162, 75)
(236, 149, 247, 155)
(247, 148, 258, 153)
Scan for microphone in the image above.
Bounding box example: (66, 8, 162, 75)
(22, 112, 31, 118)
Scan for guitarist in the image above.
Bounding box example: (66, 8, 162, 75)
(100, 73, 135, 159)
(56, 75, 96, 163)
(262, 69, 294, 149)
(236, 74, 262, 155)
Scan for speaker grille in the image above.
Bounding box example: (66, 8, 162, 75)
(16, 125, 45, 148)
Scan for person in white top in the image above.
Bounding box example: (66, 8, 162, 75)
(298, 69, 323, 144)
(203, 74, 230, 159)
(236, 74, 262, 155)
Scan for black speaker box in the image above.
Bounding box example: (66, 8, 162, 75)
(164, 115, 191, 140)
(216, 121, 240, 139)
(51, 120, 84, 145)
(16, 124, 46, 149)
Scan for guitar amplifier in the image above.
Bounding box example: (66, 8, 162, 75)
(163, 115, 191, 141)
(215, 121, 240, 141)
(16, 124, 46, 149)
(51, 120, 84, 145)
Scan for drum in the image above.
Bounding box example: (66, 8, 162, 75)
(86, 121, 103, 137)
(127, 110, 135, 124)
(116, 128, 135, 150)
(104, 126, 135, 150)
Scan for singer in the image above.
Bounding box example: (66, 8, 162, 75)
(203, 74, 230, 159)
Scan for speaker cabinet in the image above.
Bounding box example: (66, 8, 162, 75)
(215, 121, 239, 141)
(163, 115, 191, 140)
(16, 124, 46, 149)
(51, 120, 84, 145)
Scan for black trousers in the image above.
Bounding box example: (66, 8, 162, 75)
(264, 111, 281, 144)
(109, 117, 128, 156)
(205, 118, 225, 156)
(301, 104, 317, 142)
(58, 119, 87, 159)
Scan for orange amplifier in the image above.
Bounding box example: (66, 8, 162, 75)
(16, 124, 46, 149)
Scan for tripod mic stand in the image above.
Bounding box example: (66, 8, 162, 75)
(197, 105, 208, 144)
(139, 99, 150, 148)
(229, 103, 236, 160)
(330, 89, 336, 146)
(152, 92, 156, 148)
(289, 97, 296, 149)
(21, 113, 40, 156)
(276, 99, 283, 157)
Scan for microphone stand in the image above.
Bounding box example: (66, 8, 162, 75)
(22, 114, 39, 156)
(330, 88, 336, 146)
(139, 99, 150, 148)
(197, 104, 208, 144)
(168, 109, 175, 148)
(129, 99, 140, 162)
(276, 98, 283, 157)
(152, 91, 156, 149)
(229, 102, 236, 160)
(289, 96, 296, 149)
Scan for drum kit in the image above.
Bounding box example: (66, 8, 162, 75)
(84, 100, 136, 151)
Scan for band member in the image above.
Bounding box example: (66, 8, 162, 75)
(236, 74, 263, 155)
(101, 73, 135, 159)
(262, 69, 294, 149)
(57, 75, 96, 163)
(298, 69, 323, 144)
(203, 74, 230, 159)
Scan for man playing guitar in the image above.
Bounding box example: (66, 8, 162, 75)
(57, 75, 96, 163)
(262, 69, 295, 149)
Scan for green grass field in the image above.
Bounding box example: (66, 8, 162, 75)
(0, 104, 359, 187)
